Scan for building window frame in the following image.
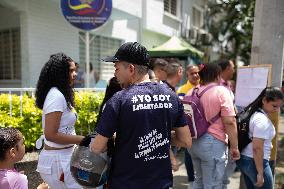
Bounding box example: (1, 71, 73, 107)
(164, 0, 180, 18)
(192, 5, 204, 29)
(79, 32, 123, 82)
(0, 28, 21, 81)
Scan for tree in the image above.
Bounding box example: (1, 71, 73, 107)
(206, 0, 255, 65)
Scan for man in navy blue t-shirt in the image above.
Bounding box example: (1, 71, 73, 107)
(91, 42, 192, 189)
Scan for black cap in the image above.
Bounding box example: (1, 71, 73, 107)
(102, 42, 150, 67)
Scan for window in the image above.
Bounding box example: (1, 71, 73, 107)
(192, 6, 204, 28)
(164, 0, 178, 16)
(0, 28, 21, 80)
(79, 32, 123, 81)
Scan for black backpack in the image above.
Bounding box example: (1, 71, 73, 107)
(236, 108, 262, 152)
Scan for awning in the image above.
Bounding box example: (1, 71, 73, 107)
(148, 36, 204, 59)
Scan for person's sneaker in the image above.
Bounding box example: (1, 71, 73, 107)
(187, 182, 193, 189)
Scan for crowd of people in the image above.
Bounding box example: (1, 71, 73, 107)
(0, 42, 283, 189)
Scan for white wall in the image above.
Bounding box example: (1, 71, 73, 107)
(144, 0, 181, 37)
(1, 0, 80, 87)
(113, 0, 142, 18)
(1, 0, 145, 87)
(110, 0, 185, 49)
(25, 0, 79, 87)
(142, 29, 170, 49)
(0, 0, 200, 87)
(93, 8, 141, 43)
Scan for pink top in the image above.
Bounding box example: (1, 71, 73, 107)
(199, 84, 236, 143)
(0, 169, 28, 189)
(220, 78, 230, 89)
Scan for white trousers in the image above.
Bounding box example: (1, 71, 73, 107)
(37, 147, 83, 189)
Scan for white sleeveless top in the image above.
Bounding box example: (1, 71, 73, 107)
(42, 87, 77, 148)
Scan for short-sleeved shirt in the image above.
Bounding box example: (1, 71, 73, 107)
(220, 78, 235, 102)
(0, 169, 28, 189)
(195, 84, 236, 143)
(42, 87, 77, 148)
(163, 80, 175, 92)
(241, 110, 275, 160)
(176, 81, 196, 98)
(95, 82, 187, 189)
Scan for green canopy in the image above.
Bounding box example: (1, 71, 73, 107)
(149, 36, 204, 59)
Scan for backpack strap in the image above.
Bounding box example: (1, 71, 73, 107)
(198, 84, 221, 124)
(191, 84, 217, 97)
(208, 112, 221, 124)
(198, 84, 219, 98)
(191, 87, 199, 96)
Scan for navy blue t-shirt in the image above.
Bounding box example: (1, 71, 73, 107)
(95, 82, 187, 189)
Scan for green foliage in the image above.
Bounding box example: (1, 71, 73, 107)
(207, 0, 256, 64)
(74, 91, 104, 135)
(0, 92, 104, 151)
(0, 94, 42, 150)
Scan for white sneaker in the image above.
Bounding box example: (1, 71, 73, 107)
(187, 182, 193, 189)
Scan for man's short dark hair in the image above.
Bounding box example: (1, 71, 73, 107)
(153, 58, 168, 69)
(166, 62, 181, 77)
(135, 64, 149, 75)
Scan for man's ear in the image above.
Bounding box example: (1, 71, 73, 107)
(129, 64, 135, 74)
(178, 67, 183, 75)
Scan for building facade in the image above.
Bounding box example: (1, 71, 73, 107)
(0, 0, 208, 88)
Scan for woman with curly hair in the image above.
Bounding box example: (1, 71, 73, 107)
(35, 53, 83, 189)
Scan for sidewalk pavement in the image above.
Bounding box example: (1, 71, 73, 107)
(173, 115, 284, 189)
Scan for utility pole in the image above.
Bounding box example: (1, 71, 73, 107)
(250, 0, 284, 87)
(246, 0, 284, 188)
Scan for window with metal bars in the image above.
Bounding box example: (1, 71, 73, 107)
(79, 32, 123, 81)
(0, 28, 21, 80)
(164, 0, 177, 16)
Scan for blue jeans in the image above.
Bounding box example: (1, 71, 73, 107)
(236, 155, 273, 189)
(188, 133, 227, 189)
(222, 152, 236, 189)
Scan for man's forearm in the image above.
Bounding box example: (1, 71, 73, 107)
(171, 129, 192, 148)
(171, 135, 189, 147)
